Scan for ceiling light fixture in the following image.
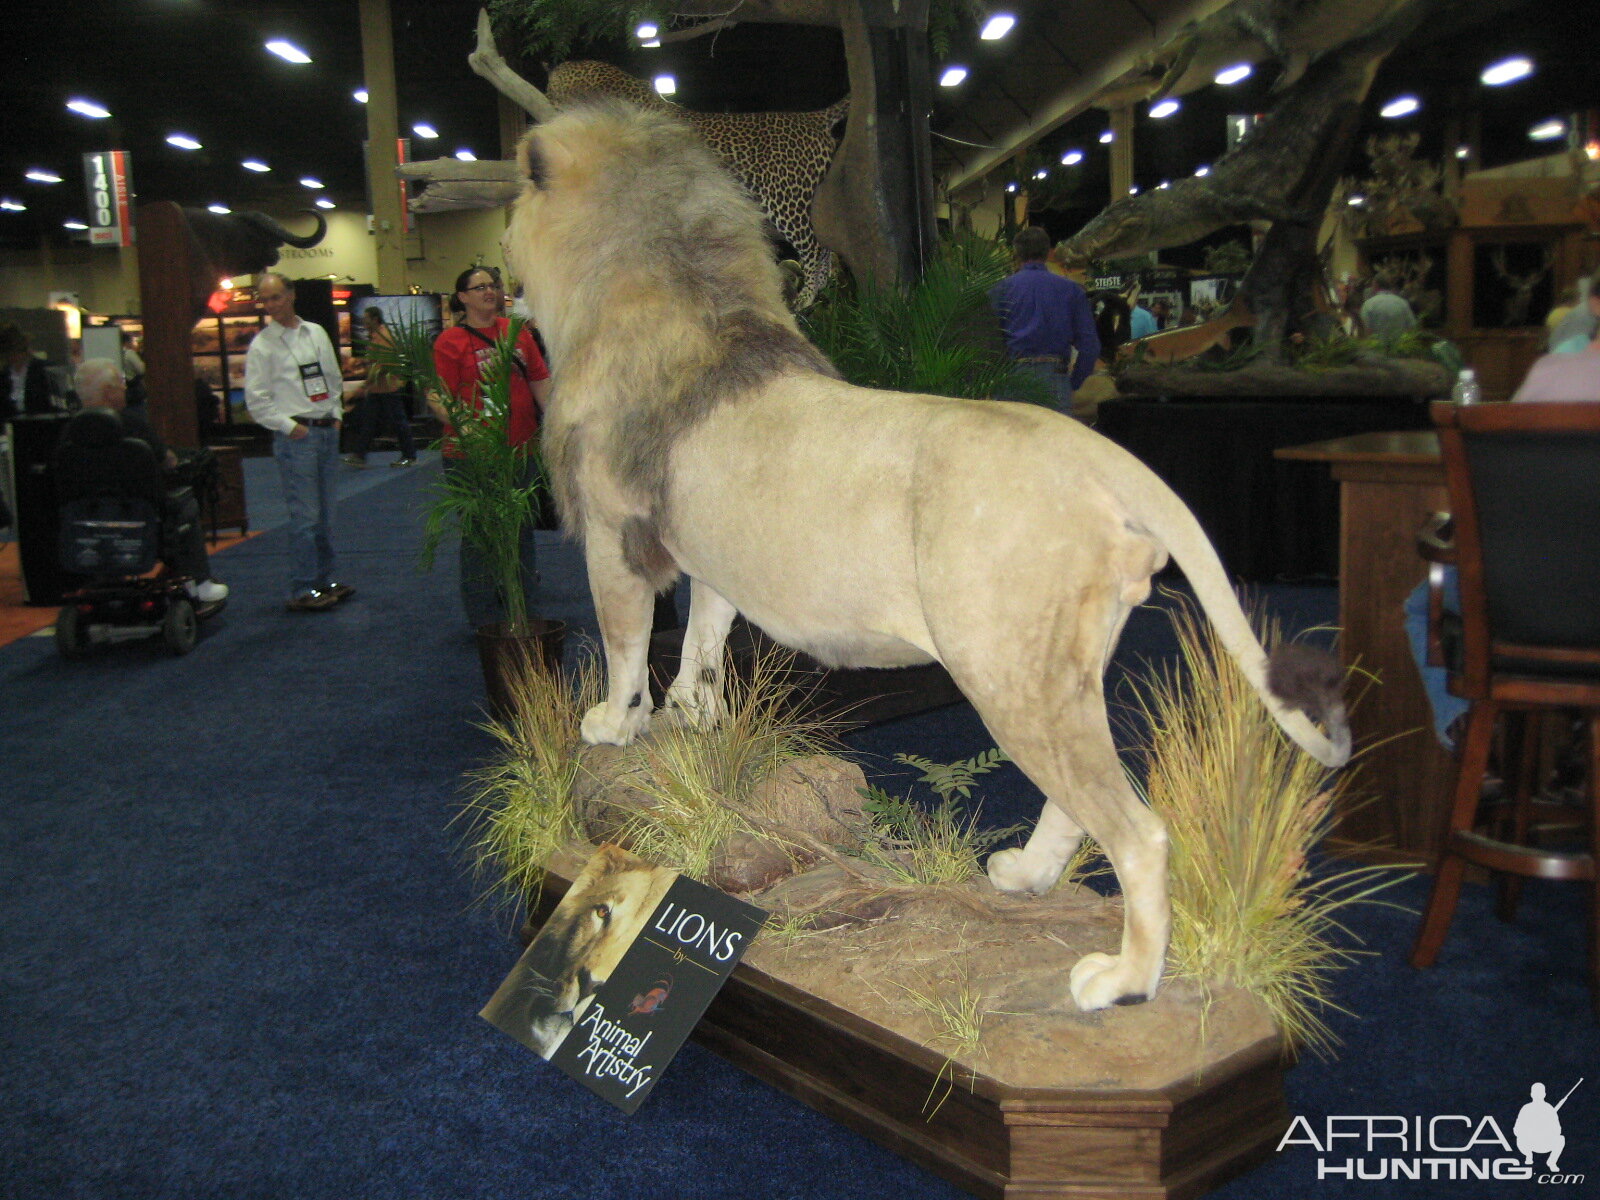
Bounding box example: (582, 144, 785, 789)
(653, 75, 676, 96)
(939, 66, 968, 87)
(1060, 149, 1084, 166)
(1455, 144, 1471, 159)
(1157, 180, 1170, 189)
(1380, 95, 1420, 119)
(242, 159, 271, 173)
(1004, 183, 1017, 193)
(300, 176, 325, 189)
(315, 199, 336, 210)
(64, 220, 89, 231)
(636, 22, 658, 38)
(1149, 98, 1180, 119)
(642, 39, 660, 48)
(979, 13, 1016, 40)
(1099, 129, 1115, 144)
(166, 134, 202, 151)
(1480, 56, 1533, 86)
(454, 148, 477, 162)
(412, 123, 439, 139)
(1214, 63, 1252, 86)
(1528, 118, 1566, 142)
(1128, 185, 1139, 195)
(1347, 194, 1366, 206)
(25, 169, 63, 184)
(1033, 169, 1048, 180)
(207, 204, 231, 215)
(353, 89, 369, 104)
(0, 199, 27, 212)
(265, 39, 312, 64)
(1194, 164, 1211, 176)
(66, 98, 111, 119)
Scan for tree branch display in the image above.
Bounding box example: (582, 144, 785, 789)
(1058, 0, 1462, 366)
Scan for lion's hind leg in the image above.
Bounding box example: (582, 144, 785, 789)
(661, 578, 737, 728)
(987, 698, 1171, 1012)
(987, 802, 1084, 895)
(936, 572, 1168, 1010)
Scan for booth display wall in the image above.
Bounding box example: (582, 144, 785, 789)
(0, 249, 137, 316)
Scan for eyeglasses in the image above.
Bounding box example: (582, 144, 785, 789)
(463, 282, 502, 293)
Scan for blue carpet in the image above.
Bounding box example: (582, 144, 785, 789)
(1, 461, 1595, 1200)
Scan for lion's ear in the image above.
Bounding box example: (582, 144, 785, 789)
(518, 126, 575, 190)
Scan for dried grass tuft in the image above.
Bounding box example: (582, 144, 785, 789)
(615, 643, 839, 882)
(1131, 596, 1409, 1055)
(459, 647, 603, 908)
(887, 967, 992, 1118)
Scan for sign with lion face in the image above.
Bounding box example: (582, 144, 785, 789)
(502, 101, 1348, 1012)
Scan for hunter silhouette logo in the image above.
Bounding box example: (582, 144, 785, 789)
(1277, 1078, 1585, 1184)
(1515, 1079, 1582, 1174)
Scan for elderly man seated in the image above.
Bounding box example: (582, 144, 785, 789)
(72, 359, 228, 603)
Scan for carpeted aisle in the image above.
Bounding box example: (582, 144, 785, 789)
(0, 457, 1595, 1200)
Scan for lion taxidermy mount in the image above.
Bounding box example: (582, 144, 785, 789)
(503, 101, 1350, 1012)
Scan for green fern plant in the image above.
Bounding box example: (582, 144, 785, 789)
(802, 235, 1051, 404)
(895, 748, 1011, 803)
(852, 750, 1022, 886)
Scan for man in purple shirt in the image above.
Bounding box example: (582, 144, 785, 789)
(988, 226, 1101, 418)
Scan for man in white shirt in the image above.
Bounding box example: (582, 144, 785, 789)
(244, 273, 354, 612)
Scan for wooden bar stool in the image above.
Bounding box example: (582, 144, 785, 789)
(1408, 401, 1600, 1016)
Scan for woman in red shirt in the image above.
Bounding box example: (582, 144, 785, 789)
(431, 266, 552, 629)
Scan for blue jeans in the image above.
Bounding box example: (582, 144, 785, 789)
(273, 426, 340, 598)
(446, 457, 539, 629)
(1404, 570, 1468, 749)
(1002, 359, 1074, 415)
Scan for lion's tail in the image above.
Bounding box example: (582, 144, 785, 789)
(1122, 463, 1352, 769)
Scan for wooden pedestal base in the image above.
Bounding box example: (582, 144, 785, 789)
(529, 871, 1289, 1199)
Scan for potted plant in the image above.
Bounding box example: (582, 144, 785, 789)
(368, 312, 564, 710)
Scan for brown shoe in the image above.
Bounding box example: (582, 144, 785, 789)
(287, 589, 338, 612)
(323, 582, 356, 602)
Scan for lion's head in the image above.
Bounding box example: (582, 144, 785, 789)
(515, 845, 673, 1054)
(503, 100, 794, 372)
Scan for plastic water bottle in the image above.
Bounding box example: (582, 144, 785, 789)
(1452, 368, 1480, 405)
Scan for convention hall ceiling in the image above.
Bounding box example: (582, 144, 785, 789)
(0, 0, 1583, 252)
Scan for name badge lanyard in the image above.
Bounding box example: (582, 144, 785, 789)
(298, 359, 331, 404)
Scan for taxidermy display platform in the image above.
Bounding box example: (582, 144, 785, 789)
(529, 851, 1289, 1199)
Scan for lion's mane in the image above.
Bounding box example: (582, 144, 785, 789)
(510, 101, 836, 578)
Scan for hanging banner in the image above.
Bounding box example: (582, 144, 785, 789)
(83, 151, 134, 248)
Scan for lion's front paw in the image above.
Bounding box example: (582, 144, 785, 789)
(580, 701, 651, 747)
(663, 680, 728, 729)
(1069, 952, 1159, 1011)
(986, 847, 1062, 895)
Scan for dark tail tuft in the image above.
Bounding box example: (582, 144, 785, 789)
(1266, 641, 1345, 727)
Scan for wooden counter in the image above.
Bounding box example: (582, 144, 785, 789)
(1275, 431, 1454, 861)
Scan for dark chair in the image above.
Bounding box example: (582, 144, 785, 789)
(52, 408, 215, 657)
(1409, 400, 1600, 1014)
